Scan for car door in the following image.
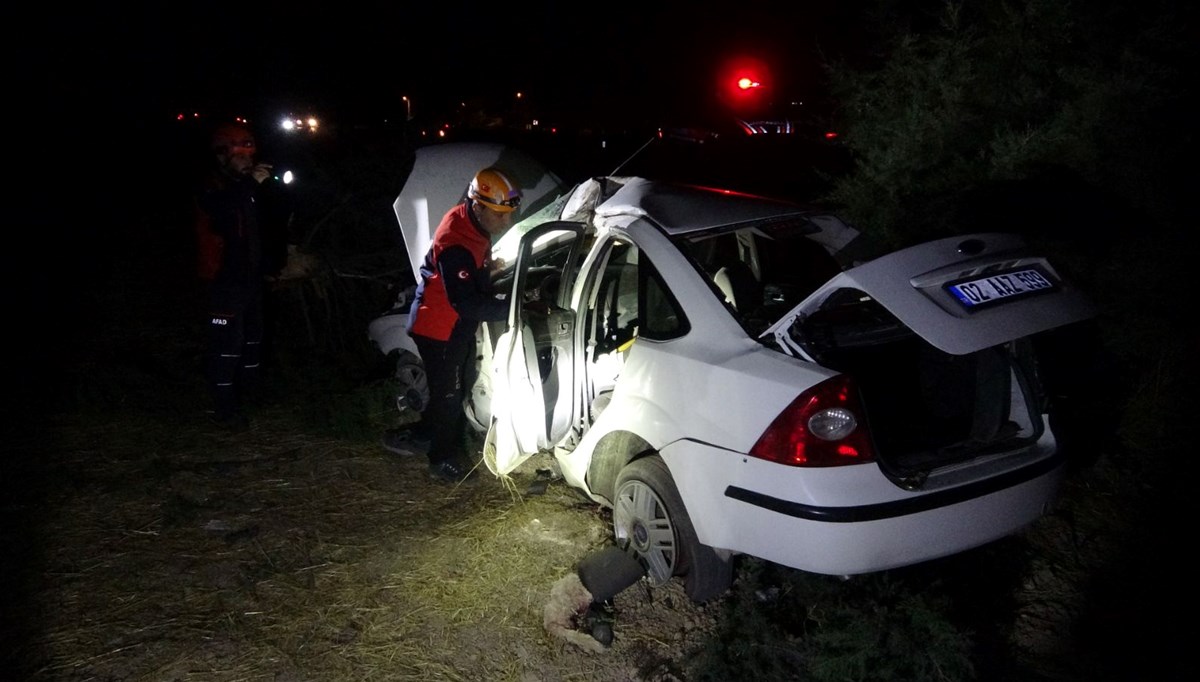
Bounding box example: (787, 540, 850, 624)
(485, 222, 589, 476)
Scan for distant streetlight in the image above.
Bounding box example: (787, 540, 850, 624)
(402, 95, 412, 121)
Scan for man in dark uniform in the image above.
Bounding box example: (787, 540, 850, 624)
(193, 122, 285, 427)
(393, 168, 521, 483)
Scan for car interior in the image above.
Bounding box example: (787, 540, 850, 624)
(583, 240, 641, 424)
(682, 220, 843, 336)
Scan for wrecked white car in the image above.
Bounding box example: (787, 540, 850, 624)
(371, 142, 1097, 602)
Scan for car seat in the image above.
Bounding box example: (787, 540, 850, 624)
(713, 261, 762, 314)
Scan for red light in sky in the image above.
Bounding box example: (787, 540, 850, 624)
(719, 55, 772, 109)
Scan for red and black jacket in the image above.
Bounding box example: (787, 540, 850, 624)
(193, 171, 264, 311)
(408, 201, 508, 342)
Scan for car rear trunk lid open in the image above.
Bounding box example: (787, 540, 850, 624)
(762, 233, 1098, 484)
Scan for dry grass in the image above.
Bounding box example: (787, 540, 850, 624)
(19, 407, 718, 681)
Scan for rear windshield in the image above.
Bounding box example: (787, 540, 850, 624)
(674, 217, 842, 336)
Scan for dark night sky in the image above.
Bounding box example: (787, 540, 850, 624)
(20, 0, 873, 258)
(33, 1, 869, 131)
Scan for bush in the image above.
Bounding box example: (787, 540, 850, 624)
(826, 0, 1194, 249)
(686, 559, 975, 682)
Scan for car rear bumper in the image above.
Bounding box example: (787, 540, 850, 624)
(661, 441, 1066, 576)
(724, 450, 1063, 523)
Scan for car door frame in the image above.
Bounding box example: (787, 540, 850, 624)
(485, 221, 588, 475)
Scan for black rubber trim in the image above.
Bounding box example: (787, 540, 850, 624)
(724, 452, 1065, 523)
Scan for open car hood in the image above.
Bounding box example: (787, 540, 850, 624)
(393, 143, 567, 280)
(763, 232, 1098, 357)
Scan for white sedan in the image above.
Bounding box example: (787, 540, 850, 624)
(374, 142, 1097, 602)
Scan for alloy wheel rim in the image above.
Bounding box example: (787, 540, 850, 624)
(614, 479, 676, 585)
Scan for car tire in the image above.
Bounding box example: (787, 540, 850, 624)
(613, 456, 733, 603)
(393, 351, 427, 413)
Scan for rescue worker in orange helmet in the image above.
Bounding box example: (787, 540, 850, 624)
(384, 168, 521, 482)
(192, 122, 286, 427)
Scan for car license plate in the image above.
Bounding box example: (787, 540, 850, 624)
(946, 268, 1056, 309)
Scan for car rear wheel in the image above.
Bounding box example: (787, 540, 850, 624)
(613, 456, 733, 603)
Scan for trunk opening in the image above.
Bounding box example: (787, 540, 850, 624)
(791, 289, 1046, 485)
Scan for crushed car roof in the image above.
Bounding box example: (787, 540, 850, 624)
(594, 177, 860, 253)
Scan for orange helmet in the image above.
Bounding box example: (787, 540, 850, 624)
(468, 168, 521, 213)
(210, 123, 256, 157)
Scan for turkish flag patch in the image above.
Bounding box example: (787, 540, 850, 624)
(457, 269, 471, 280)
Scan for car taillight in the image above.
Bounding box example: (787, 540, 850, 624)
(748, 375, 875, 467)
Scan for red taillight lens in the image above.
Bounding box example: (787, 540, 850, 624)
(749, 375, 875, 467)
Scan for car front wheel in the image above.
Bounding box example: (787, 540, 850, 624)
(613, 456, 733, 603)
(392, 350, 427, 414)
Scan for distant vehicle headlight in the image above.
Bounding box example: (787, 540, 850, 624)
(279, 116, 319, 133)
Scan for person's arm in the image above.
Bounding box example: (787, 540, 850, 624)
(193, 194, 225, 281)
(438, 245, 508, 321)
(196, 182, 241, 240)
